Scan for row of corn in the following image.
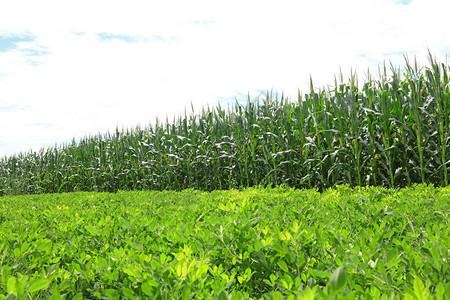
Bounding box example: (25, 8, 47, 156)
(1, 53, 448, 195)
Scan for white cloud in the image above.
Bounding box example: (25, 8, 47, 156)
(1, 0, 450, 156)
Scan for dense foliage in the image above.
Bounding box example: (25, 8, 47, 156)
(1, 54, 449, 195)
(0, 185, 448, 299)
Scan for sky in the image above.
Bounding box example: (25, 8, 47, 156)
(1, 0, 449, 157)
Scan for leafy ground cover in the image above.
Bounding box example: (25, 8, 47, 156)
(0, 184, 448, 299)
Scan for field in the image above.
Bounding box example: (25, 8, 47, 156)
(0, 185, 448, 299)
(0, 54, 449, 299)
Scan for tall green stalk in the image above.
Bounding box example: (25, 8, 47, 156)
(425, 51, 449, 186)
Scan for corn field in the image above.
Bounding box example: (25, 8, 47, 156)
(1, 53, 449, 195)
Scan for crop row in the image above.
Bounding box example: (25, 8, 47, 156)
(0, 185, 448, 299)
(0, 52, 449, 195)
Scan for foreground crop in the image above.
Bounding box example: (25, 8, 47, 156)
(1, 53, 449, 196)
(0, 184, 448, 299)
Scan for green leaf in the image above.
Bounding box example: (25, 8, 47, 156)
(21, 242, 30, 254)
(300, 286, 317, 300)
(98, 256, 108, 267)
(429, 244, 441, 268)
(49, 282, 62, 300)
(218, 291, 228, 300)
(309, 269, 324, 279)
(123, 266, 142, 278)
(265, 279, 274, 287)
(271, 291, 284, 300)
(50, 293, 64, 300)
(403, 293, 415, 300)
(269, 273, 277, 284)
(277, 259, 288, 272)
(6, 277, 16, 295)
(147, 279, 158, 287)
(182, 286, 191, 299)
(413, 276, 429, 300)
(195, 264, 209, 279)
(122, 288, 135, 299)
(141, 282, 153, 296)
(436, 283, 444, 300)
(151, 259, 160, 270)
(327, 266, 347, 294)
(59, 280, 71, 292)
(28, 279, 51, 294)
(13, 248, 20, 258)
(295, 277, 301, 288)
(72, 293, 83, 300)
(104, 289, 119, 299)
(160, 253, 167, 264)
(280, 279, 289, 289)
(15, 280, 25, 297)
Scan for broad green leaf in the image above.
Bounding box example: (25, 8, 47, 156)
(151, 259, 160, 270)
(15, 280, 25, 297)
(20, 242, 30, 254)
(301, 286, 316, 300)
(13, 248, 20, 258)
(50, 293, 64, 300)
(265, 279, 274, 287)
(328, 266, 347, 294)
(28, 279, 51, 294)
(104, 289, 119, 299)
(98, 256, 108, 267)
(436, 282, 444, 300)
(269, 274, 277, 284)
(72, 293, 83, 300)
(218, 291, 228, 300)
(271, 291, 284, 300)
(280, 279, 289, 289)
(404, 294, 415, 300)
(122, 288, 135, 299)
(123, 266, 142, 278)
(195, 264, 209, 279)
(277, 259, 288, 272)
(59, 280, 71, 292)
(295, 277, 301, 288)
(1, 265, 10, 284)
(283, 274, 293, 289)
(429, 244, 441, 268)
(413, 276, 429, 300)
(147, 279, 158, 287)
(6, 277, 16, 295)
(182, 286, 191, 299)
(141, 282, 153, 296)
(160, 253, 167, 264)
(49, 282, 62, 300)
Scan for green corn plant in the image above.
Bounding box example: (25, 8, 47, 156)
(385, 63, 412, 187)
(361, 75, 380, 186)
(328, 69, 363, 187)
(424, 51, 449, 186)
(404, 55, 427, 184)
(377, 63, 397, 188)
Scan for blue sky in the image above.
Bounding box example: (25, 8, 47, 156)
(1, 0, 450, 157)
